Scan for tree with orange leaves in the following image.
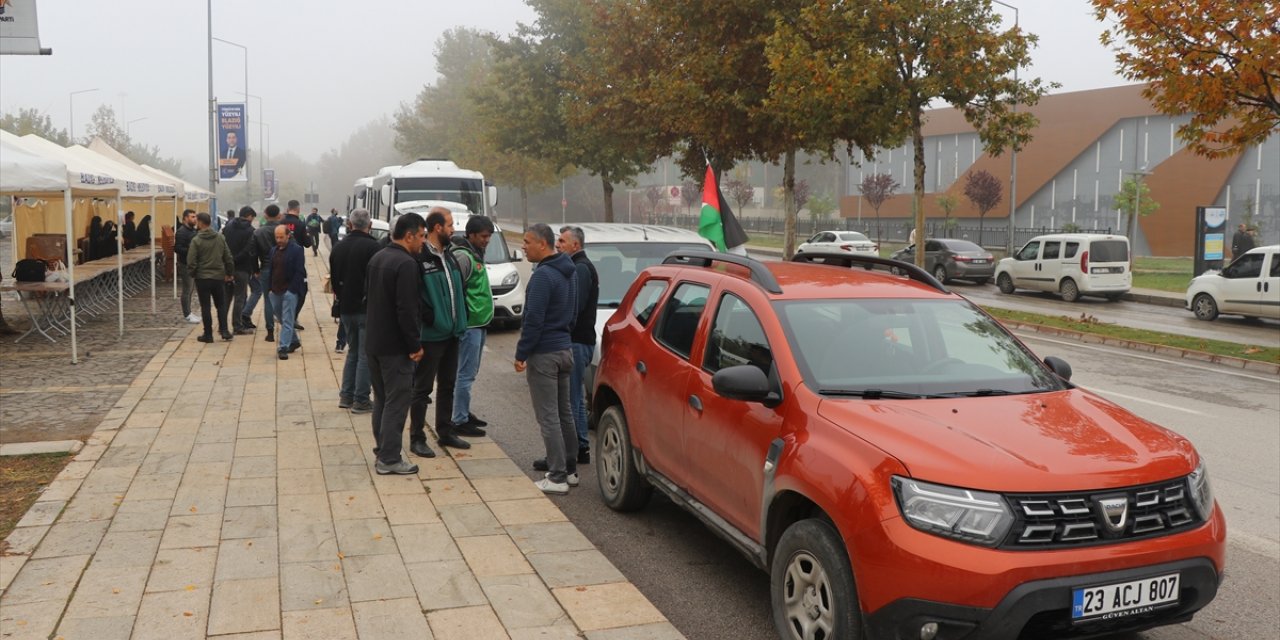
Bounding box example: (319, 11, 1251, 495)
(1091, 1, 1279, 159)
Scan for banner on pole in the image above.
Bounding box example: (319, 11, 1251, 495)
(263, 169, 276, 201)
(0, 0, 51, 55)
(217, 103, 247, 182)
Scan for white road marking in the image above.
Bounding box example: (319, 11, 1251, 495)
(1082, 387, 1206, 416)
(1017, 333, 1280, 384)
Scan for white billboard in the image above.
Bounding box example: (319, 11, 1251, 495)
(0, 0, 50, 56)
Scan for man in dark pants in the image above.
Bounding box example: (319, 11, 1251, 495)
(515, 223, 579, 495)
(325, 208, 343, 249)
(330, 208, 380, 414)
(280, 200, 312, 330)
(223, 206, 258, 334)
(409, 208, 473, 455)
(174, 209, 199, 324)
(248, 204, 282, 341)
(366, 213, 427, 474)
(187, 212, 235, 342)
(267, 225, 305, 359)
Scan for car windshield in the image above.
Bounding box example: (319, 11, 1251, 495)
(393, 177, 484, 214)
(837, 232, 871, 243)
(777, 298, 1064, 397)
(585, 242, 712, 306)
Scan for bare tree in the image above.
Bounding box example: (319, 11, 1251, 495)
(681, 179, 700, 215)
(963, 170, 1003, 246)
(858, 173, 900, 245)
(644, 185, 664, 222)
(725, 179, 755, 211)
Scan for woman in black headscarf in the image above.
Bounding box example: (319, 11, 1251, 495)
(101, 221, 120, 257)
(122, 211, 137, 249)
(131, 214, 152, 249)
(87, 216, 104, 261)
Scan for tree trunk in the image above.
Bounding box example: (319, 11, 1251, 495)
(520, 185, 529, 232)
(783, 150, 797, 259)
(911, 106, 927, 268)
(602, 177, 615, 223)
(979, 213, 985, 246)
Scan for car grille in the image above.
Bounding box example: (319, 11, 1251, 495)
(1002, 479, 1200, 549)
(492, 284, 516, 296)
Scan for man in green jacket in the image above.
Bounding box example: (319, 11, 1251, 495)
(187, 212, 235, 343)
(409, 207, 472, 455)
(451, 215, 496, 434)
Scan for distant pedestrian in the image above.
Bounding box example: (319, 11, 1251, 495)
(330, 208, 380, 414)
(187, 212, 235, 343)
(410, 207, 472, 455)
(281, 200, 311, 330)
(248, 204, 283, 341)
(223, 206, 258, 334)
(325, 208, 343, 249)
(365, 213, 428, 474)
(1232, 223, 1255, 259)
(174, 209, 199, 324)
(450, 215, 496, 434)
(515, 223, 579, 495)
(306, 207, 324, 256)
(130, 213, 151, 251)
(267, 225, 304, 359)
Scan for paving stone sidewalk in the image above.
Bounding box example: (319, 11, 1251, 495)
(0, 250, 685, 640)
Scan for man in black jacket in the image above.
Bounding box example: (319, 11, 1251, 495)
(366, 213, 427, 474)
(223, 206, 258, 334)
(280, 200, 311, 330)
(249, 204, 283, 341)
(330, 208, 380, 414)
(174, 209, 198, 324)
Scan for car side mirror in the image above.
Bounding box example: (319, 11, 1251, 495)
(712, 365, 780, 406)
(1044, 356, 1073, 381)
(510, 248, 524, 262)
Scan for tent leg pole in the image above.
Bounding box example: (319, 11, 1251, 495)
(150, 197, 157, 313)
(65, 191, 78, 364)
(117, 195, 124, 336)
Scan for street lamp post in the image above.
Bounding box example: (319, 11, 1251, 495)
(68, 88, 99, 144)
(213, 36, 250, 201)
(992, 0, 1019, 254)
(126, 117, 148, 138)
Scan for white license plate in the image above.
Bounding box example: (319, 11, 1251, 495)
(971, 259, 988, 264)
(1072, 573, 1179, 622)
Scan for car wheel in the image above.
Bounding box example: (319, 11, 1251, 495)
(771, 518, 863, 640)
(1060, 278, 1080, 302)
(996, 273, 1015, 294)
(596, 405, 652, 511)
(932, 264, 950, 284)
(1192, 293, 1219, 321)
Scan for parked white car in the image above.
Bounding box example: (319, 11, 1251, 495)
(1186, 244, 1280, 321)
(796, 230, 878, 257)
(0, 214, 12, 238)
(996, 233, 1131, 302)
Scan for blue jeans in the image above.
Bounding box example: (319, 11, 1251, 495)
(243, 270, 262, 317)
(570, 342, 594, 449)
(339, 313, 370, 403)
(451, 327, 486, 425)
(254, 270, 274, 328)
(268, 290, 297, 351)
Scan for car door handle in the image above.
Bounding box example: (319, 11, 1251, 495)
(688, 395, 703, 412)
(635, 361, 646, 375)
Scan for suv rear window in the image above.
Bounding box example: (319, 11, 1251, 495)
(586, 242, 712, 306)
(630, 280, 668, 325)
(1090, 240, 1129, 262)
(654, 282, 709, 358)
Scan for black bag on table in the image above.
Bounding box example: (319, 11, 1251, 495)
(12, 259, 47, 283)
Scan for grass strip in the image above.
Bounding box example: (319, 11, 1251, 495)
(0, 453, 71, 547)
(984, 307, 1280, 365)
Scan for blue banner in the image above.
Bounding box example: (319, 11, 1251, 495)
(263, 169, 276, 201)
(217, 102, 247, 182)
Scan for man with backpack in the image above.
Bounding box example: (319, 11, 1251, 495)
(306, 207, 324, 256)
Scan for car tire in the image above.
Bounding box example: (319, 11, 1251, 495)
(1192, 293, 1219, 321)
(596, 405, 652, 511)
(932, 264, 949, 284)
(771, 518, 863, 640)
(997, 272, 1015, 294)
(1060, 278, 1081, 302)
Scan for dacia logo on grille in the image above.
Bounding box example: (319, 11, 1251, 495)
(1096, 496, 1129, 533)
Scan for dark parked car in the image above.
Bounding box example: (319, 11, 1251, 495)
(892, 238, 995, 284)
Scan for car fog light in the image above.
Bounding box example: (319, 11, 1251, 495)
(920, 622, 938, 640)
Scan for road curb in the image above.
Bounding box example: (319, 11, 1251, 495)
(1002, 319, 1280, 376)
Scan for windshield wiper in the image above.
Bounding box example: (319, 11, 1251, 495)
(932, 389, 1018, 397)
(818, 388, 937, 399)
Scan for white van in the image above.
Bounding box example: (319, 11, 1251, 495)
(995, 233, 1131, 302)
(1185, 244, 1280, 321)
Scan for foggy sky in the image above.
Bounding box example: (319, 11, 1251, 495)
(0, 0, 1127, 182)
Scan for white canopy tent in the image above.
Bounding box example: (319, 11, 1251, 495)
(0, 133, 121, 363)
(138, 163, 213, 297)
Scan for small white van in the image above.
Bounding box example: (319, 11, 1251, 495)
(995, 233, 1131, 302)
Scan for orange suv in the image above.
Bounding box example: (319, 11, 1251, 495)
(591, 251, 1224, 640)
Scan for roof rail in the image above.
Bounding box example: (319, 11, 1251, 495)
(663, 250, 783, 294)
(789, 251, 949, 293)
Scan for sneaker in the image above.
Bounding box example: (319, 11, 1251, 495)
(535, 477, 569, 495)
(564, 472, 580, 487)
(220, 332, 234, 341)
(350, 400, 374, 414)
(453, 422, 486, 438)
(295, 323, 306, 331)
(234, 328, 254, 335)
(288, 341, 302, 353)
(467, 413, 488, 427)
(240, 317, 257, 329)
(577, 449, 591, 464)
(335, 343, 345, 353)
(277, 351, 289, 360)
(185, 313, 201, 324)
(338, 396, 353, 409)
(375, 459, 419, 475)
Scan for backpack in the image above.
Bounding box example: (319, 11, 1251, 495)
(13, 258, 48, 283)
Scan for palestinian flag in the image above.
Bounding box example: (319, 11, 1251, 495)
(698, 164, 749, 253)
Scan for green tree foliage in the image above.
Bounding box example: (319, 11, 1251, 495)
(0, 107, 72, 146)
(1113, 177, 1160, 242)
(807, 193, 836, 220)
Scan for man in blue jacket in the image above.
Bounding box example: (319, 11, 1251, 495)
(514, 223, 578, 495)
(267, 225, 305, 360)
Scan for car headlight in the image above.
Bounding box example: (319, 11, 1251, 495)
(1188, 460, 1213, 520)
(501, 271, 520, 286)
(892, 477, 1014, 547)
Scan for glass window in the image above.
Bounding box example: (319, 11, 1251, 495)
(1017, 241, 1040, 260)
(1042, 241, 1061, 260)
(630, 280, 669, 326)
(1270, 254, 1280, 278)
(925, 240, 943, 252)
(1090, 240, 1129, 262)
(1226, 253, 1264, 279)
(838, 232, 871, 243)
(1064, 242, 1080, 259)
(704, 294, 773, 376)
(654, 282, 710, 359)
(941, 240, 983, 252)
(585, 242, 712, 306)
(393, 177, 484, 214)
